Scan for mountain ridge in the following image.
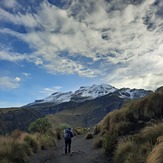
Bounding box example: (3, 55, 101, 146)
(26, 84, 152, 107)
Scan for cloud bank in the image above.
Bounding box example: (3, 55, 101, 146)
(0, 0, 163, 89)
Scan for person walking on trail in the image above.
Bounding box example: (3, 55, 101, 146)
(64, 128, 74, 154)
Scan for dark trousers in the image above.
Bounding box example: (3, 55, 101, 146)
(65, 139, 71, 154)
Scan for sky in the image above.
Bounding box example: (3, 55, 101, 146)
(0, 0, 163, 107)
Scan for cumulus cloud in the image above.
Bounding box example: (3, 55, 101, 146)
(0, 76, 21, 89)
(0, 0, 163, 89)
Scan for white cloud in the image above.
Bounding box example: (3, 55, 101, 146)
(0, 50, 28, 62)
(0, 76, 21, 89)
(15, 77, 21, 82)
(35, 58, 43, 65)
(40, 86, 63, 96)
(1, 0, 18, 8)
(22, 72, 31, 77)
(0, 8, 38, 28)
(0, 0, 163, 89)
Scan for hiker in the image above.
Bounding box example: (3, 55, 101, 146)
(64, 128, 74, 154)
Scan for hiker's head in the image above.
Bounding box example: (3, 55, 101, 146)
(68, 128, 71, 131)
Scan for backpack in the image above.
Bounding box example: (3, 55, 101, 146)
(64, 129, 71, 139)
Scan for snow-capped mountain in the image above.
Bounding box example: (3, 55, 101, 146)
(72, 84, 117, 101)
(115, 88, 151, 99)
(27, 84, 151, 106)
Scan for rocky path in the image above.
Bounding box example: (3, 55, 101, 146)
(28, 134, 110, 163)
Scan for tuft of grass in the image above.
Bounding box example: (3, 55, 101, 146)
(104, 132, 118, 155)
(11, 129, 22, 139)
(93, 137, 103, 149)
(146, 142, 163, 163)
(137, 122, 163, 144)
(85, 133, 94, 140)
(38, 134, 56, 150)
(147, 142, 163, 163)
(74, 127, 89, 135)
(23, 135, 40, 153)
(114, 140, 138, 163)
(157, 136, 163, 144)
(0, 137, 31, 163)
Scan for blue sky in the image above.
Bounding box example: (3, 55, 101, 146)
(0, 0, 163, 107)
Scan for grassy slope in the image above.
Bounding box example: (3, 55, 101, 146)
(96, 87, 163, 163)
(97, 88, 163, 135)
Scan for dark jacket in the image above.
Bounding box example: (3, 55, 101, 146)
(64, 128, 73, 140)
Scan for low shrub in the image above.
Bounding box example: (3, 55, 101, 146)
(85, 133, 94, 140)
(28, 117, 52, 134)
(23, 135, 39, 153)
(38, 134, 56, 150)
(93, 137, 103, 149)
(11, 129, 22, 139)
(74, 127, 89, 135)
(104, 132, 118, 155)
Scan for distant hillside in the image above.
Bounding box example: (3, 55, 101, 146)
(0, 108, 43, 134)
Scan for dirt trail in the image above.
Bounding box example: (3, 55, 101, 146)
(28, 134, 111, 163)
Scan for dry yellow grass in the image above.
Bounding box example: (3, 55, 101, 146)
(146, 142, 163, 163)
(0, 130, 56, 163)
(157, 136, 163, 144)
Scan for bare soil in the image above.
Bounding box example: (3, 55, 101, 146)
(28, 134, 111, 163)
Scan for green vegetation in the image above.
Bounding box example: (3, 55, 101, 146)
(28, 117, 51, 134)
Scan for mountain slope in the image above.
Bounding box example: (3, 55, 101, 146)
(26, 84, 151, 107)
(0, 108, 44, 134)
(97, 86, 163, 135)
(24, 84, 152, 127)
(48, 93, 127, 127)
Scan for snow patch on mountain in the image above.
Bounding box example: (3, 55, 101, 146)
(73, 84, 117, 99)
(27, 84, 151, 106)
(43, 91, 73, 103)
(118, 88, 150, 99)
